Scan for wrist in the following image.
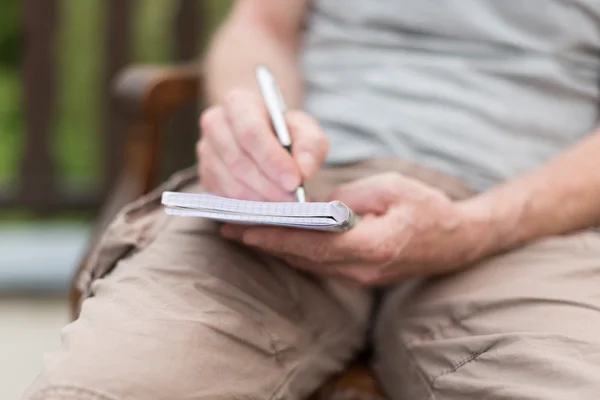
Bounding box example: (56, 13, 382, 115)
(455, 193, 521, 261)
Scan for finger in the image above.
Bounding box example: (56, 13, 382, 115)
(335, 266, 389, 287)
(240, 218, 385, 264)
(285, 111, 328, 180)
(197, 139, 265, 201)
(223, 89, 301, 192)
(220, 224, 370, 273)
(220, 224, 385, 285)
(326, 172, 407, 215)
(220, 226, 343, 277)
(200, 107, 292, 201)
(220, 224, 247, 241)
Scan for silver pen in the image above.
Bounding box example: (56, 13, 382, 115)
(255, 64, 307, 203)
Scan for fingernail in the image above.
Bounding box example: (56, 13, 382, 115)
(297, 152, 316, 177)
(280, 172, 299, 192)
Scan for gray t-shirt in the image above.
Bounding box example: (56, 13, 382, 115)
(300, 0, 600, 190)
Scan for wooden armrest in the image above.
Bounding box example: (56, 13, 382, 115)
(113, 62, 203, 122)
(109, 61, 203, 198)
(69, 62, 203, 318)
(96, 62, 203, 238)
(93, 62, 203, 238)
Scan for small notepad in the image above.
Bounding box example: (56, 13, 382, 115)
(161, 191, 357, 232)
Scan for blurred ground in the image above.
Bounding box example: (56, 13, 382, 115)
(0, 224, 87, 399)
(0, 296, 69, 400)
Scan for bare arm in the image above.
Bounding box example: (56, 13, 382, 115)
(463, 128, 600, 256)
(203, 0, 309, 107)
(219, 129, 600, 285)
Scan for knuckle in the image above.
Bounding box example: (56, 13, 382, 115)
(306, 130, 327, 154)
(224, 88, 255, 111)
(197, 139, 217, 165)
(346, 270, 379, 286)
(304, 114, 322, 133)
(196, 138, 208, 156)
(288, 112, 324, 139)
(198, 162, 211, 182)
(382, 171, 403, 187)
(198, 162, 212, 188)
(225, 182, 245, 199)
(239, 119, 264, 146)
(199, 106, 226, 137)
(288, 110, 316, 127)
(224, 88, 244, 106)
(359, 274, 382, 287)
(328, 188, 340, 200)
(226, 154, 250, 177)
(362, 240, 399, 265)
(355, 275, 372, 286)
(308, 243, 332, 263)
(327, 184, 347, 200)
(317, 134, 329, 156)
(285, 109, 307, 126)
(198, 151, 219, 190)
(289, 112, 325, 141)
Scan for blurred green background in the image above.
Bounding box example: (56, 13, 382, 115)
(0, 0, 232, 196)
(0, 3, 233, 396)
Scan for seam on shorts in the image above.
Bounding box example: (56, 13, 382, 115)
(267, 333, 331, 399)
(77, 168, 197, 301)
(430, 342, 494, 387)
(250, 311, 286, 367)
(83, 211, 177, 301)
(403, 302, 482, 347)
(267, 323, 364, 400)
(393, 332, 438, 400)
(29, 384, 119, 400)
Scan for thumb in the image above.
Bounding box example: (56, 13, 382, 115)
(285, 111, 328, 180)
(327, 173, 406, 216)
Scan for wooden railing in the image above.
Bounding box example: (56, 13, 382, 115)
(1, 0, 212, 214)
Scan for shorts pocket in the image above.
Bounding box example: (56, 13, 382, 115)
(74, 167, 199, 306)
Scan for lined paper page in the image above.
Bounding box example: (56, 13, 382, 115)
(161, 191, 353, 231)
(162, 192, 333, 218)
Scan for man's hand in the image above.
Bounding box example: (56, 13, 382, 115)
(220, 172, 493, 286)
(197, 89, 328, 201)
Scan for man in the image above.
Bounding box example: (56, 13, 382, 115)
(25, 0, 600, 399)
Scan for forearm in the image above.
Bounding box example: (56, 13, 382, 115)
(203, 9, 303, 107)
(464, 127, 600, 256)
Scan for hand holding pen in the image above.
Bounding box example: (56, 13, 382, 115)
(255, 65, 308, 202)
(196, 65, 328, 202)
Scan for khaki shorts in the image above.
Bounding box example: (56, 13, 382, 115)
(24, 158, 600, 400)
